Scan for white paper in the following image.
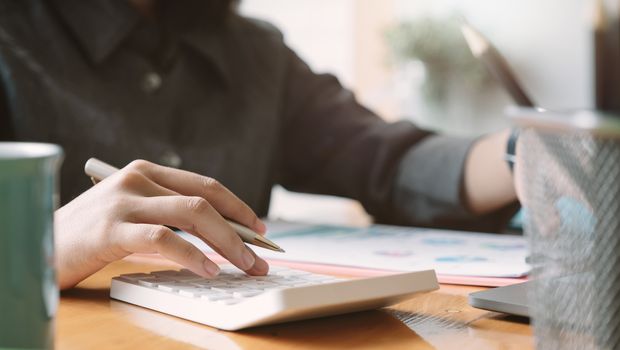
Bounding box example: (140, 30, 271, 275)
(181, 220, 530, 278)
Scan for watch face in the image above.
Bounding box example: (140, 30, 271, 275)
(506, 128, 520, 171)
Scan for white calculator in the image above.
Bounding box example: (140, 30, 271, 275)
(110, 264, 438, 330)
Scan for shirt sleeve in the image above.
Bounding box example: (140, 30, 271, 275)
(393, 135, 519, 231)
(276, 46, 516, 232)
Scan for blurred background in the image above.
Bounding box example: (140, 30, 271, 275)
(240, 0, 596, 225)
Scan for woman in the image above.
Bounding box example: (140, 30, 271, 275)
(0, 0, 519, 289)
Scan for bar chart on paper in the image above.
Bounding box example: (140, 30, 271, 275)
(180, 221, 530, 279)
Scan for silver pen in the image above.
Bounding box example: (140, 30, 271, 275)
(84, 157, 284, 252)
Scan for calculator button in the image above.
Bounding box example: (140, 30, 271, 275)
(157, 282, 187, 292)
(211, 285, 249, 293)
(138, 278, 169, 287)
(151, 270, 184, 277)
(191, 281, 228, 288)
(242, 281, 278, 289)
(172, 275, 207, 282)
(274, 270, 312, 277)
(233, 290, 262, 298)
(178, 288, 213, 298)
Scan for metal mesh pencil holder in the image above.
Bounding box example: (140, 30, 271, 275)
(511, 108, 620, 350)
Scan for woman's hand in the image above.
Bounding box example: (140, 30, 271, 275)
(54, 160, 268, 289)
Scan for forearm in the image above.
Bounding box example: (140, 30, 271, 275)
(463, 129, 517, 215)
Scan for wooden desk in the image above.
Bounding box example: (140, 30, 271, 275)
(56, 259, 533, 350)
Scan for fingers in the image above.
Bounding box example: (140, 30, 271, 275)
(120, 223, 220, 278)
(208, 241, 269, 276)
(125, 160, 266, 234)
(128, 195, 259, 271)
(105, 168, 179, 197)
(243, 246, 269, 275)
(102, 161, 268, 274)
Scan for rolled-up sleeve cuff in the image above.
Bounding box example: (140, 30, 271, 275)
(393, 134, 477, 225)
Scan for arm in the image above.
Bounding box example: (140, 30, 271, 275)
(463, 129, 517, 215)
(276, 46, 432, 223)
(276, 46, 518, 230)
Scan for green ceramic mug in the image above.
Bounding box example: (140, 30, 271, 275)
(0, 142, 63, 350)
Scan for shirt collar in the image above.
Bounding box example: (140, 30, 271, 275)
(51, 0, 140, 64)
(51, 0, 234, 86)
(179, 26, 233, 86)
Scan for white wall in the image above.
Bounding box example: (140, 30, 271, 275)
(240, 0, 356, 88)
(242, 0, 597, 129)
(394, 0, 596, 110)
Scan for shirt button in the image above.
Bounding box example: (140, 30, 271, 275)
(142, 72, 162, 93)
(159, 150, 182, 168)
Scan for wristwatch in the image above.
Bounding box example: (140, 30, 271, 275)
(505, 128, 520, 172)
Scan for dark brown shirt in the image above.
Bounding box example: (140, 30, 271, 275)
(0, 0, 514, 230)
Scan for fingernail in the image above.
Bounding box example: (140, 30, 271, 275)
(255, 219, 267, 233)
(253, 257, 269, 275)
(203, 261, 220, 276)
(242, 249, 255, 270)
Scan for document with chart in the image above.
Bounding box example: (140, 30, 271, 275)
(181, 220, 530, 278)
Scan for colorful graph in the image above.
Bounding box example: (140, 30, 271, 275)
(422, 237, 465, 246)
(435, 256, 488, 263)
(374, 250, 414, 258)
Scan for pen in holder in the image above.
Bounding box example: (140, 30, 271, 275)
(510, 108, 620, 350)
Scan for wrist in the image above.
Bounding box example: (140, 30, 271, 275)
(464, 129, 516, 214)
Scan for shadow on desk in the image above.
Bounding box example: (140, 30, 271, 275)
(59, 283, 431, 349)
(108, 300, 433, 349)
(61, 287, 109, 300)
(56, 259, 534, 349)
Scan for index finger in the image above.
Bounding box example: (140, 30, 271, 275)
(126, 160, 266, 234)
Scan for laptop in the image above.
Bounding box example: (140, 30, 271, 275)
(468, 280, 532, 318)
(462, 22, 536, 320)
